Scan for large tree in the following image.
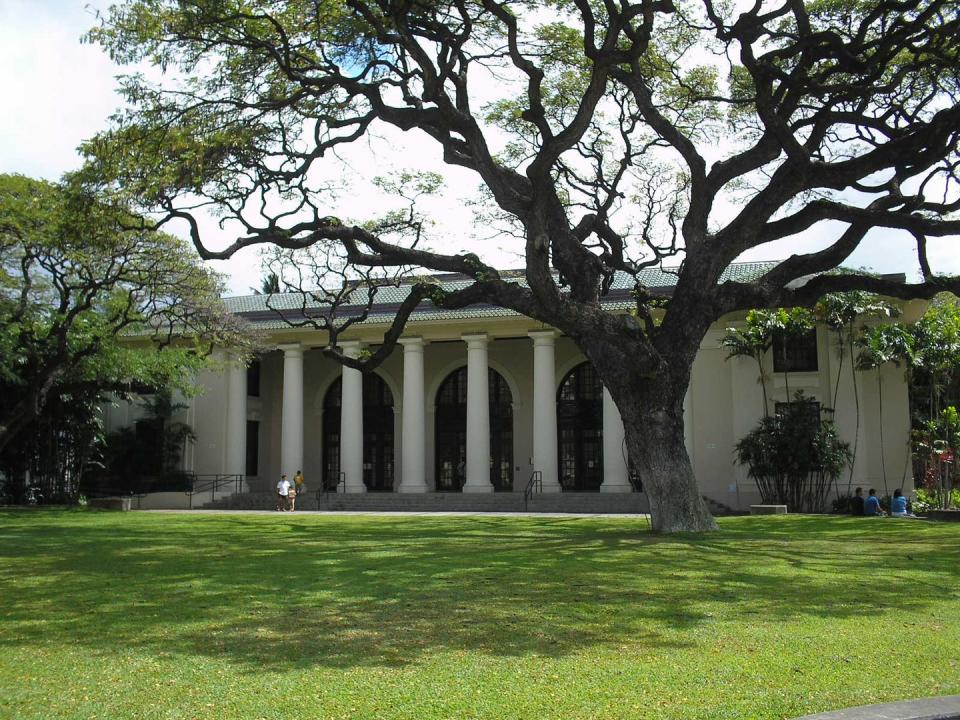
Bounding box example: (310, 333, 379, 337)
(0, 173, 254, 453)
(81, 0, 959, 532)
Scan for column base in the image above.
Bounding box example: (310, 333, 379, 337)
(600, 483, 634, 493)
(540, 482, 562, 494)
(461, 484, 494, 493)
(397, 483, 428, 494)
(344, 483, 367, 494)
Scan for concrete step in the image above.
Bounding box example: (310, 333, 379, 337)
(701, 495, 748, 516)
(202, 490, 649, 514)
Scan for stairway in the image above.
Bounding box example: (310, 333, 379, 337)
(701, 495, 747, 516)
(202, 490, 650, 514)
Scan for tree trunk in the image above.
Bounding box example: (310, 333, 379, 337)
(619, 379, 718, 533)
(583, 333, 718, 533)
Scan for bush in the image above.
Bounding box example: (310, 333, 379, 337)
(736, 391, 852, 513)
(912, 406, 959, 508)
(913, 487, 960, 512)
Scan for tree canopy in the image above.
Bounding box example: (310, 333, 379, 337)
(79, 0, 960, 531)
(0, 173, 255, 453)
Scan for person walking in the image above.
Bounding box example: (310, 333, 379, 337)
(276, 474, 291, 512)
(293, 470, 305, 497)
(287, 480, 297, 512)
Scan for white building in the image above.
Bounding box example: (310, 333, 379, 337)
(105, 262, 920, 511)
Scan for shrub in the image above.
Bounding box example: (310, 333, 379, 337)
(736, 391, 852, 512)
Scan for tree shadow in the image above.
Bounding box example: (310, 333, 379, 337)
(0, 511, 957, 673)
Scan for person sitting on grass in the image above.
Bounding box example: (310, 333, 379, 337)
(864, 488, 885, 517)
(850, 487, 865, 516)
(890, 488, 913, 518)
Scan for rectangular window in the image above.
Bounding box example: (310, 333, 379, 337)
(135, 418, 163, 476)
(246, 360, 261, 398)
(774, 399, 821, 426)
(772, 329, 818, 373)
(245, 420, 259, 477)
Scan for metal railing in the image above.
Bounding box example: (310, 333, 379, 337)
(523, 470, 542, 512)
(186, 474, 244, 509)
(318, 472, 346, 508)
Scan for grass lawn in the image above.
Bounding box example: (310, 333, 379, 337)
(0, 511, 958, 720)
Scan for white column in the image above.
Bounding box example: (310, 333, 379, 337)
(730, 354, 758, 504)
(529, 330, 561, 493)
(224, 357, 247, 481)
(601, 387, 632, 493)
(462, 334, 493, 493)
(398, 337, 427, 493)
(279, 344, 304, 480)
(339, 341, 366, 493)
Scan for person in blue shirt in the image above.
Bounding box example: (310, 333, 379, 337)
(890, 488, 910, 517)
(864, 488, 884, 516)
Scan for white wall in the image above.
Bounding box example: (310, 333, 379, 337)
(125, 314, 915, 509)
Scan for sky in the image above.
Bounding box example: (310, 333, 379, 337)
(1, 0, 957, 298)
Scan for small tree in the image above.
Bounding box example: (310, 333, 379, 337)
(735, 392, 852, 513)
(912, 407, 960, 509)
(910, 296, 960, 421)
(257, 272, 282, 295)
(856, 323, 916, 494)
(815, 292, 899, 489)
(722, 307, 813, 417)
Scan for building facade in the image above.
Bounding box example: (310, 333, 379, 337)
(104, 263, 921, 509)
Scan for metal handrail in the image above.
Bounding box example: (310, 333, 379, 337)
(523, 470, 542, 512)
(318, 472, 346, 508)
(186, 473, 244, 509)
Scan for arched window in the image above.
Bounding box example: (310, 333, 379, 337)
(322, 374, 395, 492)
(557, 362, 604, 491)
(435, 367, 513, 491)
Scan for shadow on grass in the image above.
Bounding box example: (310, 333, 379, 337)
(0, 510, 957, 672)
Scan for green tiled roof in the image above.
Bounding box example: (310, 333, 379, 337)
(224, 261, 780, 327)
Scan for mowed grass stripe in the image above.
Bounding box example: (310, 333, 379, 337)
(0, 511, 957, 719)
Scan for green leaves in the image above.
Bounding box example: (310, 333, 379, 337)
(0, 172, 257, 450)
(734, 390, 852, 510)
(721, 307, 813, 362)
(856, 323, 915, 370)
(814, 291, 899, 332)
(911, 296, 960, 375)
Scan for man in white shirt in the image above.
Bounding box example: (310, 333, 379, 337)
(276, 474, 290, 512)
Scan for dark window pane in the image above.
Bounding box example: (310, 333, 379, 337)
(245, 420, 259, 477)
(246, 360, 261, 397)
(774, 399, 821, 426)
(556, 362, 604, 491)
(434, 366, 513, 491)
(323, 374, 395, 491)
(772, 329, 818, 373)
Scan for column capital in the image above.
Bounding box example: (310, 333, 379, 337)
(337, 340, 364, 357)
(398, 336, 425, 351)
(528, 329, 557, 345)
(461, 333, 489, 347)
(278, 342, 303, 357)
